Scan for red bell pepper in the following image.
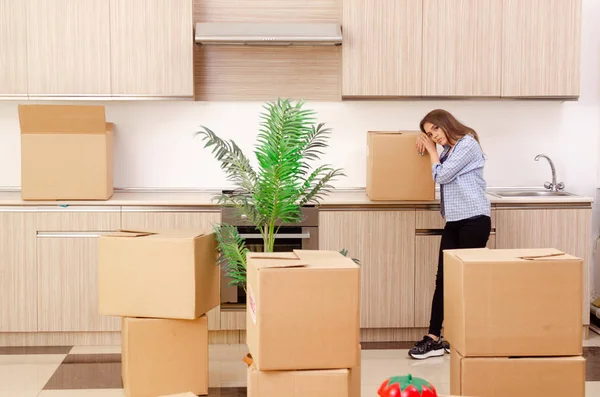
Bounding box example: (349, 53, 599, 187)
(377, 374, 438, 397)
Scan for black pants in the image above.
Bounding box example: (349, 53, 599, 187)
(428, 215, 491, 337)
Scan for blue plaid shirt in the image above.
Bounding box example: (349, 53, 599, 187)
(433, 134, 490, 222)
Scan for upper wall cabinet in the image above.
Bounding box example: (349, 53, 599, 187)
(342, 0, 422, 97)
(501, 0, 582, 98)
(422, 0, 502, 97)
(26, 0, 111, 97)
(110, 0, 194, 98)
(0, 0, 28, 98)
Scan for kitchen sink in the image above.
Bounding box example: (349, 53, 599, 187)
(488, 190, 575, 198)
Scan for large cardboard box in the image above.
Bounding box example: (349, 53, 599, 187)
(98, 229, 220, 319)
(366, 131, 435, 201)
(451, 350, 585, 397)
(246, 250, 360, 370)
(122, 316, 208, 397)
(18, 104, 114, 200)
(444, 248, 583, 357)
(248, 346, 361, 397)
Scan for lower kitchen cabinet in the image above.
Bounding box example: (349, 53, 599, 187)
(35, 207, 121, 332)
(37, 234, 121, 331)
(121, 207, 222, 330)
(414, 232, 496, 328)
(319, 210, 416, 328)
(0, 210, 37, 332)
(495, 208, 592, 324)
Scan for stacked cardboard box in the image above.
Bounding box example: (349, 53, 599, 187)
(444, 248, 586, 397)
(98, 229, 220, 397)
(366, 131, 435, 201)
(245, 250, 362, 397)
(18, 104, 114, 201)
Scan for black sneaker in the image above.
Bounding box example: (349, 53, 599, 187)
(408, 336, 445, 359)
(442, 340, 451, 354)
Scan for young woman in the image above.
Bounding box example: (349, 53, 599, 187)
(409, 109, 491, 360)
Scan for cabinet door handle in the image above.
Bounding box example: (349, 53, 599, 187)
(36, 231, 112, 238)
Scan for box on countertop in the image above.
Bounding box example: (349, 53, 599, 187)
(18, 104, 114, 201)
(122, 316, 209, 397)
(246, 250, 360, 371)
(451, 349, 585, 397)
(366, 131, 435, 201)
(98, 229, 220, 319)
(444, 248, 583, 357)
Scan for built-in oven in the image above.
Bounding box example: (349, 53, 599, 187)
(220, 204, 319, 306)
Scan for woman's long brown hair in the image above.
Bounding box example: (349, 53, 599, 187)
(419, 109, 480, 145)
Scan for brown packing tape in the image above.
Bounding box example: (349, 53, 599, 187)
(247, 251, 300, 260)
(157, 393, 198, 397)
(518, 252, 568, 260)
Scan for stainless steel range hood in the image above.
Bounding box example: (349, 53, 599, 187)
(194, 22, 342, 46)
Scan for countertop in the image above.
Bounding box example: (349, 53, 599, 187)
(0, 188, 592, 208)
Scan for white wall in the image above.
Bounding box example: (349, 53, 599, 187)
(0, 2, 598, 276)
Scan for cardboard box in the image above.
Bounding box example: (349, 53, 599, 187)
(444, 248, 583, 357)
(18, 104, 114, 200)
(248, 346, 361, 397)
(98, 229, 220, 319)
(366, 131, 435, 201)
(122, 316, 208, 397)
(246, 250, 360, 370)
(451, 349, 585, 397)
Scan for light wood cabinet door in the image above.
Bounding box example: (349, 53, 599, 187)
(320, 210, 416, 328)
(342, 0, 422, 97)
(36, 208, 121, 332)
(37, 234, 121, 331)
(121, 208, 222, 330)
(0, 0, 28, 98)
(495, 208, 591, 324)
(26, 0, 111, 96)
(110, 0, 194, 97)
(501, 0, 582, 97)
(414, 232, 496, 328)
(422, 0, 502, 97)
(0, 210, 37, 332)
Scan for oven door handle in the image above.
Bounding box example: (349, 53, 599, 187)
(239, 232, 311, 239)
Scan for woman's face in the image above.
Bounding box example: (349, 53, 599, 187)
(423, 122, 450, 146)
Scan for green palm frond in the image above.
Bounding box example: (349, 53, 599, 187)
(213, 223, 249, 290)
(195, 97, 355, 283)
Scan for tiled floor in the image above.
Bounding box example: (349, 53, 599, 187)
(2, 334, 600, 397)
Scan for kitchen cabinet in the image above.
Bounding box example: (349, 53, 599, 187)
(342, 0, 422, 97)
(109, 0, 194, 98)
(0, 0, 28, 98)
(319, 210, 416, 328)
(121, 207, 222, 330)
(501, 0, 582, 97)
(422, 0, 502, 97)
(0, 209, 37, 332)
(26, 0, 111, 97)
(36, 207, 121, 332)
(495, 208, 591, 324)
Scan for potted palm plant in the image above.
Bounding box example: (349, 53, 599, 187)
(195, 98, 355, 290)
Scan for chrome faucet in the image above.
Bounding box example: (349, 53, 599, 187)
(534, 154, 564, 191)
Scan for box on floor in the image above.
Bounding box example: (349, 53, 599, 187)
(451, 350, 585, 397)
(366, 131, 435, 201)
(246, 250, 360, 371)
(98, 229, 220, 319)
(122, 316, 209, 397)
(247, 345, 361, 397)
(444, 248, 583, 357)
(18, 104, 114, 201)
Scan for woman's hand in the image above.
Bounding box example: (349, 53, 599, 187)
(416, 133, 436, 156)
